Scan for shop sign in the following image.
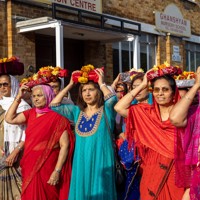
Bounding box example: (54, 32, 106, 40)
(53, 0, 102, 13)
(172, 45, 181, 62)
(29, 0, 102, 14)
(155, 4, 191, 37)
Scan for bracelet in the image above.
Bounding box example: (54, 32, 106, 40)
(16, 145, 22, 151)
(100, 83, 106, 89)
(14, 97, 21, 103)
(55, 168, 61, 174)
(184, 95, 192, 101)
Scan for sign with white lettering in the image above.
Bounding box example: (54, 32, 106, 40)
(172, 45, 181, 62)
(53, 0, 102, 14)
(155, 4, 191, 37)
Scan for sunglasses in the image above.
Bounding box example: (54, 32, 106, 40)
(153, 87, 171, 93)
(0, 82, 9, 88)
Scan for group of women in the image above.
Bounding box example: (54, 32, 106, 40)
(0, 65, 199, 200)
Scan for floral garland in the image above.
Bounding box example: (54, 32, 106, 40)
(174, 71, 195, 80)
(72, 64, 101, 84)
(147, 61, 182, 81)
(78, 64, 94, 83)
(0, 56, 19, 63)
(20, 66, 67, 87)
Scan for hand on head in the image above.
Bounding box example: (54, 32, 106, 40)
(18, 83, 30, 98)
(95, 68, 104, 85)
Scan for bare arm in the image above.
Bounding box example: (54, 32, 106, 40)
(170, 67, 200, 127)
(5, 84, 27, 125)
(47, 130, 69, 185)
(114, 72, 148, 117)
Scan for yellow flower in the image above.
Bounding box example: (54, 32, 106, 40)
(32, 73, 39, 81)
(78, 76, 88, 83)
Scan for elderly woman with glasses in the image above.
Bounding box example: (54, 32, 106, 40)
(114, 71, 185, 200)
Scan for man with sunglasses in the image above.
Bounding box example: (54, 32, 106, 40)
(0, 74, 31, 199)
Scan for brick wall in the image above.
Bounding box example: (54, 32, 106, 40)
(0, 2, 7, 57)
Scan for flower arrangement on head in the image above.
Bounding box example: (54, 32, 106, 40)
(174, 70, 195, 88)
(147, 61, 182, 81)
(20, 66, 68, 88)
(0, 56, 24, 75)
(120, 68, 144, 83)
(72, 64, 103, 83)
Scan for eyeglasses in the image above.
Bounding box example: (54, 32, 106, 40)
(116, 90, 124, 93)
(0, 82, 9, 88)
(153, 87, 171, 93)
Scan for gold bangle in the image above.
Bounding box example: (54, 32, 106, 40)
(14, 97, 21, 103)
(55, 168, 61, 174)
(184, 95, 192, 101)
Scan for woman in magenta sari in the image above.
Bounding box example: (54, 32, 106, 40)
(5, 84, 74, 200)
(170, 66, 200, 200)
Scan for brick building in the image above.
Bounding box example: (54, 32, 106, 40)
(1, 0, 200, 89)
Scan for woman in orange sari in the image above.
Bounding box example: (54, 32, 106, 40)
(114, 71, 185, 200)
(5, 84, 74, 200)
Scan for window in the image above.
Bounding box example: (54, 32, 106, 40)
(185, 42, 200, 71)
(112, 33, 156, 79)
(139, 34, 156, 71)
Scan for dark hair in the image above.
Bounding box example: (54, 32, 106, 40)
(130, 73, 145, 90)
(76, 81, 104, 111)
(116, 82, 128, 94)
(151, 75, 176, 94)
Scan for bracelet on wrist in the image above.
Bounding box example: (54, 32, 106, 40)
(100, 83, 106, 89)
(16, 145, 22, 151)
(55, 168, 61, 174)
(14, 97, 22, 103)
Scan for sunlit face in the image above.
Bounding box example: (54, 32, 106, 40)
(32, 88, 46, 108)
(82, 83, 98, 106)
(153, 78, 174, 106)
(0, 75, 11, 97)
(132, 79, 148, 102)
(48, 81, 60, 95)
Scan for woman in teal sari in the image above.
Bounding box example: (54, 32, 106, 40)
(51, 67, 117, 200)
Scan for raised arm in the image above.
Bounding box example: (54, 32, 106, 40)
(50, 72, 76, 105)
(114, 71, 148, 117)
(47, 130, 69, 185)
(5, 84, 27, 125)
(170, 66, 200, 127)
(95, 68, 113, 97)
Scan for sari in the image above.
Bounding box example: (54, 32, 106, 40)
(175, 102, 200, 200)
(126, 98, 184, 200)
(21, 108, 74, 200)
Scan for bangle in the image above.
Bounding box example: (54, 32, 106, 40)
(14, 97, 21, 103)
(100, 83, 106, 89)
(184, 95, 192, 101)
(16, 145, 22, 151)
(55, 168, 61, 174)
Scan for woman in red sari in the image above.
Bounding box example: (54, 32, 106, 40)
(114, 71, 185, 200)
(5, 84, 74, 200)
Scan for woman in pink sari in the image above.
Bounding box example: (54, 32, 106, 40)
(170, 66, 200, 200)
(5, 84, 74, 200)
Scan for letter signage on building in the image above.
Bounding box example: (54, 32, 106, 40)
(29, 0, 102, 14)
(53, 0, 102, 14)
(155, 4, 191, 37)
